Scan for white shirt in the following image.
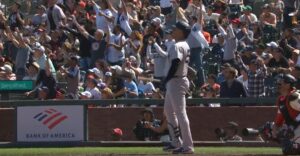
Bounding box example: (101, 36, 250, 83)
(160, 0, 172, 8)
(94, 4, 113, 32)
(86, 87, 101, 99)
(204, 13, 220, 23)
(187, 23, 209, 49)
(237, 75, 248, 90)
(239, 13, 258, 24)
(115, 12, 132, 36)
(107, 33, 126, 63)
(138, 81, 155, 94)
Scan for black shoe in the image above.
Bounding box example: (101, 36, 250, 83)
(172, 147, 194, 154)
(163, 144, 177, 152)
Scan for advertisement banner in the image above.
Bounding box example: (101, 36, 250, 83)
(17, 105, 84, 142)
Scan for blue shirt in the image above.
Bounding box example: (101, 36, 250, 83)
(124, 80, 138, 98)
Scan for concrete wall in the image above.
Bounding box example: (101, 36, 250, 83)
(0, 107, 277, 141)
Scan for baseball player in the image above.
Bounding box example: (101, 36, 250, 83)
(271, 74, 300, 155)
(163, 21, 193, 154)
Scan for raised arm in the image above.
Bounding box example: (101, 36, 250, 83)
(72, 16, 89, 39)
(153, 43, 168, 57)
(107, 0, 118, 14)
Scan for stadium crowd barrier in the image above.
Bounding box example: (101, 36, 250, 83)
(0, 97, 278, 146)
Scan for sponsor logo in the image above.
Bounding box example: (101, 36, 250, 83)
(33, 108, 68, 130)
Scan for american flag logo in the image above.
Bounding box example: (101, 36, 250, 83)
(33, 109, 68, 130)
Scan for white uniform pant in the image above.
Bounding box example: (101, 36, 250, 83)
(293, 126, 300, 144)
(164, 77, 193, 150)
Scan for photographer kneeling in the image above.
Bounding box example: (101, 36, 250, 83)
(270, 74, 300, 155)
(133, 108, 168, 141)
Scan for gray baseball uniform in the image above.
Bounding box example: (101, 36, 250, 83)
(164, 41, 193, 151)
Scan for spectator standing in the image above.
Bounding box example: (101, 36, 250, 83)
(239, 6, 257, 25)
(46, 0, 66, 32)
(73, 16, 106, 68)
(106, 25, 126, 66)
(5, 27, 31, 80)
(31, 42, 56, 79)
(92, 0, 113, 32)
(8, 2, 24, 31)
(220, 67, 248, 98)
(187, 2, 209, 87)
(60, 56, 80, 97)
(237, 55, 267, 97)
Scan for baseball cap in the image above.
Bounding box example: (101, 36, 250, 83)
(242, 5, 252, 11)
(97, 82, 107, 90)
(105, 72, 112, 77)
(112, 128, 123, 136)
(266, 41, 278, 48)
(172, 21, 191, 37)
(231, 18, 240, 25)
(111, 65, 123, 75)
(151, 17, 161, 25)
(32, 42, 45, 53)
(88, 68, 102, 78)
(0, 64, 12, 73)
(70, 55, 80, 63)
(142, 108, 154, 115)
(38, 5, 46, 11)
(80, 91, 92, 99)
(78, 1, 86, 8)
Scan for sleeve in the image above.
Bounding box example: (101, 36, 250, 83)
(227, 24, 236, 39)
(153, 43, 168, 57)
(93, 3, 101, 14)
(146, 45, 154, 59)
(58, 7, 66, 20)
(191, 24, 209, 48)
(169, 44, 183, 61)
(67, 68, 79, 78)
(289, 92, 300, 111)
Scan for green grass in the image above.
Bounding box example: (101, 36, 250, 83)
(0, 147, 282, 155)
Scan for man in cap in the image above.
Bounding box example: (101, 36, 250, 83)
(60, 56, 81, 96)
(239, 5, 258, 25)
(163, 21, 194, 154)
(270, 74, 300, 155)
(32, 42, 56, 78)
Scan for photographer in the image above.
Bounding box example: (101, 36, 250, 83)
(133, 108, 162, 141)
(271, 74, 300, 155)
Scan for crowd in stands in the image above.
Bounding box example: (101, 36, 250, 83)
(0, 0, 299, 102)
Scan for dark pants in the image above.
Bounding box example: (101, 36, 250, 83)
(107, 60, 124, 66)
(284, 7, 296, 29)
(161, 7, 172, 15)
(16, 68, 25, 80)
(189, 47, 205, 87)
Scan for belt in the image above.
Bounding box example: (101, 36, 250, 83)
(173, 76, 187, 78)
